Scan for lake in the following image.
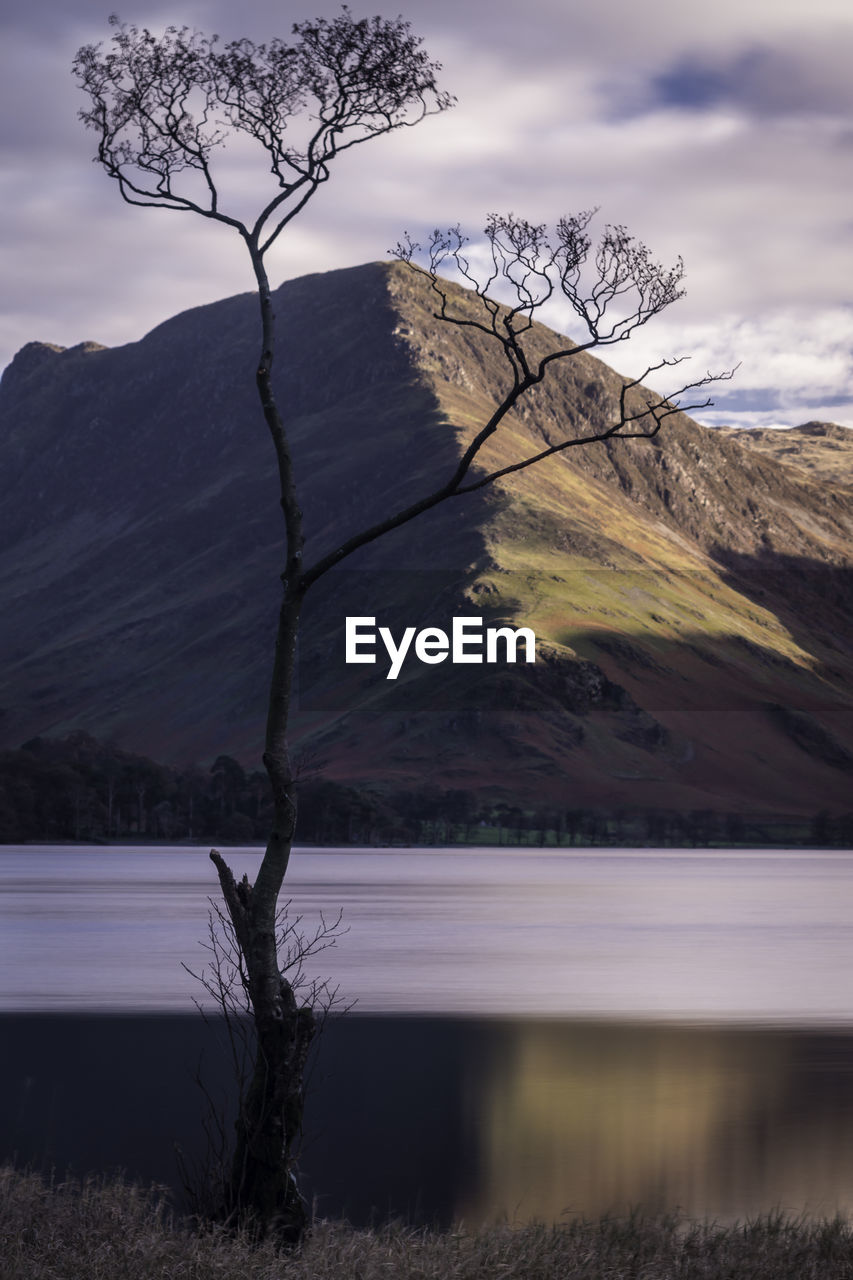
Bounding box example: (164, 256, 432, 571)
(4, 845, 853, 1018)
(2, 845, 853, 1224)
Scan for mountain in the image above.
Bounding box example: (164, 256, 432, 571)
(1, 261, 851, 821)
(714, 421, 853, 484)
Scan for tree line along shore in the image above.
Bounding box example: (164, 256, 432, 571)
(2, 732, 851, 849)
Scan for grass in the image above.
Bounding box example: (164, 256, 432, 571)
(3, 1168, 853, 1279)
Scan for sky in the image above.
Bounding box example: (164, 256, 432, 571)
(1, 0, 851, 429)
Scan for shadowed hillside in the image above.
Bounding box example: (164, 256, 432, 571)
(1, 261, 851, 821)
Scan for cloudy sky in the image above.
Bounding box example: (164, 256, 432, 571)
(1, 0, 851, 428)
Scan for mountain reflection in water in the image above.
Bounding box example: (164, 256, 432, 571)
(7, 1014, 851, 1227)
(451, 1020, 853, 1224)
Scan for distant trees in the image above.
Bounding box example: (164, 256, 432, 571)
(74, 9, 729, 1242)
(0, 735, 255, 843)
(4, 734, 849, 848)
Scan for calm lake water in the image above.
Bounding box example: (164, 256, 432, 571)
(3, 845, 853, 1018)
(3, 845, 853, 1225)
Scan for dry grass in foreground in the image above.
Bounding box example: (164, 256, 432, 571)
(2, 1167, 853, 1280)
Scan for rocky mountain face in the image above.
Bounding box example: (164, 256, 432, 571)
(715, 421, 853, 484)
(1, 261, 851, 819)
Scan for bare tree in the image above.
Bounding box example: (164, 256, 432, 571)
(74, 10, 451, 1241)
(74, 12, 730, 1242)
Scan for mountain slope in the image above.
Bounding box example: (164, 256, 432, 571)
(715, 421, 853, 485)
(1, 261, 851, 819)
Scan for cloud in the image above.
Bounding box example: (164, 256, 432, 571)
(588, 305, 853, 430)
(0, 0, 851, 433)
(638, 35, 853, 119)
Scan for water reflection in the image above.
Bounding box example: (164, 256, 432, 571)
(3, 1014, 853, 1226)
(455, 1021, 853, 1223)
(3, 846, 853, 1224)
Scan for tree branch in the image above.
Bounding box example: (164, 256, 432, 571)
(456, 362, 737, 493)
(298, 214, 733, 588)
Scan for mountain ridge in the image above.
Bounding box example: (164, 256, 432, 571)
(1, 261, 850, 819)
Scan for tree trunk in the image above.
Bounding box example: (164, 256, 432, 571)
(210, 737, 316, 1239)
(228, 961, 315, 1239)
(208, 241, 314, 1239)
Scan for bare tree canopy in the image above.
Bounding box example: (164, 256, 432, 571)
(73, 10, 453, 253)
(389, 214, 733, 497)
(300, 214, 732, 586)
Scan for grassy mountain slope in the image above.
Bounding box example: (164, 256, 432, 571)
(1, 261, 850, 819)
